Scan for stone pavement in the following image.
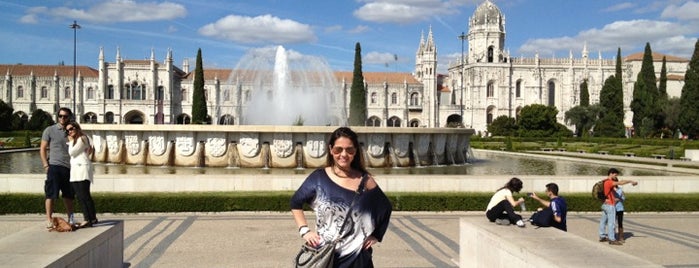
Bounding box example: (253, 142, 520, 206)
(1, 212, 698, 267)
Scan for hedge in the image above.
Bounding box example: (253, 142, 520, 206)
(2, 192, 698, 214)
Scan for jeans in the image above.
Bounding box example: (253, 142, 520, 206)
(71, 180, 97, 222)
(599, 203, 616, 241)
(486, 200, 522, 224)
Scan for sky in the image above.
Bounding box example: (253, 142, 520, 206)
(0, 0, 698, 74)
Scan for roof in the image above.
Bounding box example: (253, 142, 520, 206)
(624, 52, 689, 62)
(667, 74, 685, 81)
(182, 69, 234, 81)
(0, 64, 98, 77)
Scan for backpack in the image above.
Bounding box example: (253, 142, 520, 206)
(592, 179, 607, 201)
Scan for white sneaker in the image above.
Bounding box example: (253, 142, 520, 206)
(516, 220, 526, 228)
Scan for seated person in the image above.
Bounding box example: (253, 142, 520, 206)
(485, 177, 526, 228)
(529, 183, 567, 231)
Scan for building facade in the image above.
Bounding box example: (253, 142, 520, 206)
(0, 0, 689, 132)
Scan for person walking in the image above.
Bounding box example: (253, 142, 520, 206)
(485, 177, 526, 227)
(529, 182, 568, 231)
(40, 107, 75, 228)
(599, 168, 637, 245)
(65, 121, 98, 228)
(290, 127, 392, 267)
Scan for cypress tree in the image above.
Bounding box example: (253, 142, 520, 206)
(678, 39, 699, 139)
(348, 42, 367, 126)
(630, 43, 658, 136)
(656, 56, 669, 130)
(191, 48, 208, 124)
(579, 79, 589, 107)
(596, 75, 625, 137)
(615, 47, 622, 81)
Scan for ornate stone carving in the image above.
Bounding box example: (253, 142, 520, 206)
(238, 133, 260, 158)
(148, 133, 166, 156)
(392, 134, 410, 157)
(106, 134, 119, 155)
(175, 133, 195, 157)
(305, 134, 326, 159)
(125, 133, 141, 156)
(207, 136, 227, 157)
(272, 133, 293, 158)
(368, 134, 385, 157)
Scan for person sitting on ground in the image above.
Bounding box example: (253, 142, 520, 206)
(485, 177, 526, 227)
(529, 182, 568, 231)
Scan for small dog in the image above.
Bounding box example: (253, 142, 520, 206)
(48, 217, 75, 232)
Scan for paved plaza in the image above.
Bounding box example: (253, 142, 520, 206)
(1, 212, 697, 267)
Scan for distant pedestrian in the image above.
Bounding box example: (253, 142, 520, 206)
(486, 177, 526, 227)
(599, 168, 637, 245)
(40, 107, 75, 229)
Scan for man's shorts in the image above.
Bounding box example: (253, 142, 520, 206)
(44, 165, 75, 199)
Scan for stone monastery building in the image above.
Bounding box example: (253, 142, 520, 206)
(0, 0, 689, 134)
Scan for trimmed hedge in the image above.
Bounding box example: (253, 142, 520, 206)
(2, 192, 698, 214)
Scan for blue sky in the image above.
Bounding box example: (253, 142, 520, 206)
(0, 0, 697, 74)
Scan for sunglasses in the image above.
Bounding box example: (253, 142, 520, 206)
(330, 146, 356, 155)
(58, 114, 70, 119)
(66, 127, 75, 132)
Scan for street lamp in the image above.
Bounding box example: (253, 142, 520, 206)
(70, 20, 81, 118)
(458, 31, 466, 127)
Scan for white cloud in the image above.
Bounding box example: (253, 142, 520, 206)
(198, 15, 316, 44)
(324, 25, 343, 33)
(601, 2, 636, 12)
(348, 25, 370, 34)
(661, 1, 699, 21)
(519, 19, 697, 58)
(354, 0, 461, 24)
(21, 0, 186, 23)
(364, 51, 398, 65)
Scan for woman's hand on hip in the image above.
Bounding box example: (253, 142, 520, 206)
(363, 236, 378, 249)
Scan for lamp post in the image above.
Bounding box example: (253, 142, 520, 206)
(70, 20, 81, 118)
(458, 31, 466, 127)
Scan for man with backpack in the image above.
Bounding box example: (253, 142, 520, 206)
(599, 168, 638, 245)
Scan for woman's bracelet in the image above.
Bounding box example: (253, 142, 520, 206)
(299, 226, 311, 237)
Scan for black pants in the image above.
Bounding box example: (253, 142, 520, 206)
(486, 200, 522, 224)
(71, 180, 97, 222)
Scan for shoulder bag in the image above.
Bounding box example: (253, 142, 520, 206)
(294, 174, 367, 268)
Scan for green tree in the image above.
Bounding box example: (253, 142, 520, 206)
(678, 39, 699, 139)
(487, 115, 517, 136)
(348, 42, 367, 126)
(656, 56, 669, 131)
(579, 79, 589, 107)
(26, 109, 54, 131)
(0, 100, 14, 131)
(631, 43, 658, 136)
(664, 97, 681, 138)
(191, 48, 208, 124)
(564, 104, 601, 137)
(597, 75, 625, 137)
(517, 104, 568, 137)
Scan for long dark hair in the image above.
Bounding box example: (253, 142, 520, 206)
(498, 177, 523, 193)
(66, 121, 86, 146)
(325, 127, 367, 174)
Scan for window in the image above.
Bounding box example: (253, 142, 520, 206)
(391, 92, 397, 104)
(17, 86, 23, 98)
(41, 87, 48, 99)
(366, 116, 381, 127)
(106, 85, 114, 99)
(488, 46, 494, 63)
(515, 80, 522, 98)
(387, 116, 401, 127)
(182, 88, 189, 102)
(87, 87, 94, 100)
(410, 92, 420, 106)
(64, 87, 71, 99)
(223, 89, 230, 101)
(487, 82, 494, 97)
(548, 81, 556, 106)
(370, 92, 377, 104)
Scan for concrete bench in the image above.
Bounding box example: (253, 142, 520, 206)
(597, 151, 609, 155)
(541, 148, 554, 152)
(679, 157, 691, 161)
(651, 154, 666, 159)
(624, 152, 635, 157)
(0, 220, 123, 267)
(556, 148, 566, 152)
(459, 217, 661, 267)
(577, 149, 586, 153)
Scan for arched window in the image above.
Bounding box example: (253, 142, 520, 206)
(64, 87, 71, 99)
(41, 87, 48, 99)
(87, 87, 94, 100)
(391, 92, 397, 105)
(365, 116, 381, 127)
(410, 92, 420, 106)
(548, 81, 556, 106)
(105, 112, 114, 124)
(487, 81, 495, 97)
(515, 80, 522, 98)
(486, 105, 496, 125)
(17, 86, 24, 98)
(181, 88, 189, 102)
(409, 119, 420, 127)
(370, 92, 377, 104)
(387, 116, 401, 127)
(487, 46, 494, 63)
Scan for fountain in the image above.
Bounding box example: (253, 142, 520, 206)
(80, 46, 474, 169)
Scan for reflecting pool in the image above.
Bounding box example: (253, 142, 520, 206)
(0, 150, 681, 176)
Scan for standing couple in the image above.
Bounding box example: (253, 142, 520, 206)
(40, 107, 98, 229)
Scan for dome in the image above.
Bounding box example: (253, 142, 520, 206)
(472, 0, 503, 27)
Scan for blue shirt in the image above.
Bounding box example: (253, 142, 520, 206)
(550, 196, 567, 231)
